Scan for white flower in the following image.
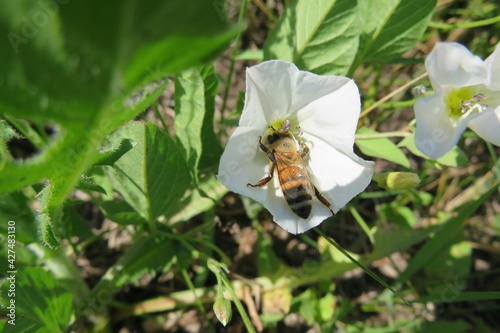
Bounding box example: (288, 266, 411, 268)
(414, 42, 500, 159)
(217, 60, 374, 234)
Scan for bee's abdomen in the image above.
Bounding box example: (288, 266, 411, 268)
(280, 167, 313, 219)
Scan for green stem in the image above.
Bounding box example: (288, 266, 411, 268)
(349, 206, 374, 245)
(428, 15, 500, 30)
(219, 273, 256, 333)
(219, 0, 249, 134)
(314, 228, 408, 305)
(181, 269, 216, 333)
(355, 131, 410, 139)
(486, 142, 500, 196)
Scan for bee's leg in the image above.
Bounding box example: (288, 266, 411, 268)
(257, 136, 275, 162)
(314, 186, 335, 216)
(247, 162, 275, 187)
(299, 142, 309, 158)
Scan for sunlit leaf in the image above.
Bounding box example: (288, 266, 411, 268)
(264, 0, 359, 75)
(356, 127, 410, 168)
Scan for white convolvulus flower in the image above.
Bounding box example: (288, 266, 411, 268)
(217, 60, 374, 234)
(414, 42, 500, 159)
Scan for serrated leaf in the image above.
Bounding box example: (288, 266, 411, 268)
(38, 184, 61, 248)
(0, 120, 17, 163)
(3, 116, 49, 151)
(354, 0, 436, 67)
(356, 127, 410, 167)
(1, 267, 73, 333)
(80, 234, 176, 314)
(0, 0, 237, 219)
(105, 122, 192, 223)
(76, 175, 107, 194)
(93, 139, 134, 167)
(398, 133, 469, 166)
(264, 0, 359, 75)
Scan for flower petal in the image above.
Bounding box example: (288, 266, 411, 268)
(217, 126, 270, 203)
(414, 93, 469, 159)
(304, 134, 374, 212)
(239, 61, 297, 129)
(297, 78, 360, 155)
(240, 60, 359, 130)
(426, 42, 487, 90)
(467, 107, 500, 146)
(485, 42, 500, 89)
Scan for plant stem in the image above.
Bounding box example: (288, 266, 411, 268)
(219, 0, 249, 135)
(219, 273, 256, 333)
(428, 15, 500, 30)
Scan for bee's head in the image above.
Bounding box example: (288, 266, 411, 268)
(265, 119, 292, 143)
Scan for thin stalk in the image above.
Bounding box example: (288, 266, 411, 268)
(219, 272, 256, 333)
(355, 131, 410, 139)
(360, 72, 428, 119)
(349, 206, 374, 245)
(314, 228, 408, 305)
(181, 269, 216, 333)
(220, 0, 249, 133)
(428, 15, 500, 30)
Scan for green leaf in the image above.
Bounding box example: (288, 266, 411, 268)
(424, 238, 471, 294)
(1, 267, 73, 333)
(38, 184, 61, 248)
(169, 175, 228, 224)
(0, 120, 18, 163)
(356, 127, 410, 168)
(174, 68, 205, 181)
(0, 0, 237, 222)
(264, 0, 359, 75)
(105, 122, 192, 223)
(80, 234, 176, 315)
(97, 199, 148, 226)
(199, 65, 223, 172)
(3, 116, 48, 151)
(92, 139, 134, 167)
(75, 175, 107, 195)
(353, 0, 436, 69)
(414, 291, 500, 304)
(0, 191, 37, 244)
(394, 187, 496, 286)
(379, 203, 416, 228)
(398, 133, 469, 166)
(319, 293, 335, 321)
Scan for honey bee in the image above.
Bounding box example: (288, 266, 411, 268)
(247, 120, 334, 219)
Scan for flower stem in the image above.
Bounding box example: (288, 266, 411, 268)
(314, 228, 408, 305)
(428, 15, 500, 30)
(181, 269, 216, 333)
(355, 131, 410, 139)
(360, 72, 428, 119)
(220, 0, 249, 133)
(219, 271, 256, 333)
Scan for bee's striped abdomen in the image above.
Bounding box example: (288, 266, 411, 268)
(279, 165, 313, 219)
